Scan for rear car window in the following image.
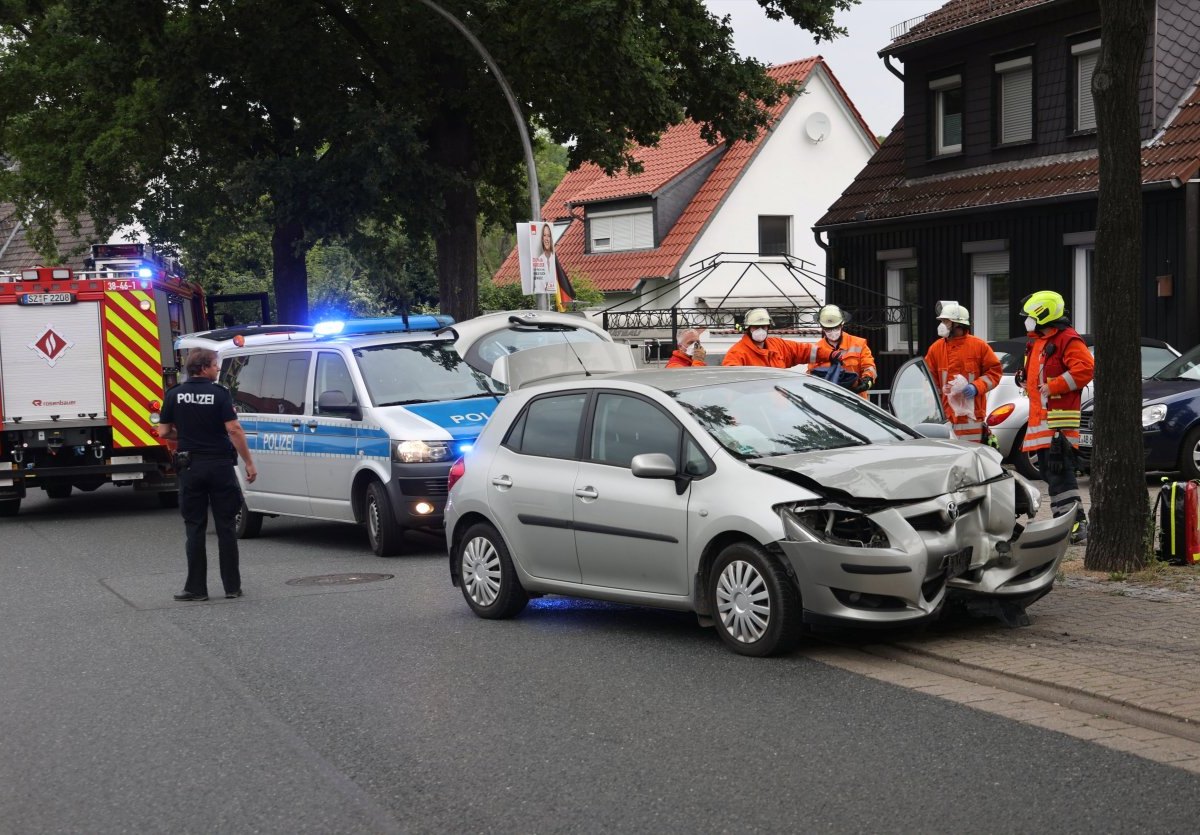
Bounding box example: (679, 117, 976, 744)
(505, 392, 588, 459)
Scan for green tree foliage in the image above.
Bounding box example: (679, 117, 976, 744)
(479, 270, 603, 313)
(0, 0, 855, 322)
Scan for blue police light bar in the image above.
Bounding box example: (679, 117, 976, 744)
(137, 267, 153, 278)
(312, 315, 455, 337)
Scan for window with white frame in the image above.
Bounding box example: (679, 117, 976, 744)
(1072, 244, 1095, 333)
(996, 55, 1033, 144)
(970, 251, 1010, 341)
(588, 208, 653, 253)
(886, 259, 920, 351)
(758, 216, 790, 256)
(930, 74, 963, 156)
(1073, 39, 1100, 132)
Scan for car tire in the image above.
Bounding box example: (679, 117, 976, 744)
(365, 480, 404, 557)
(1011, 428, 1042, 481)
(157, 491, 179, 509)
(235, 498, 264, 539)
(45, 483, 72, 500)
(0, 498, 20, 517)
(456, 522, 528, 619)
(1178, 425, 1200, 481)
(709, 541, 802, 657)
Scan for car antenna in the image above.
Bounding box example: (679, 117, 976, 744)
(558, 326, 591, 377)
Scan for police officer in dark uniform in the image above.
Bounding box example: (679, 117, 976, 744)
(157, 347, 258, 601)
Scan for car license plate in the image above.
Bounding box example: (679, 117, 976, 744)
(943, 548, 972, 579)
(19, 292, 75, 305)
(1079, 432, 1092, 447)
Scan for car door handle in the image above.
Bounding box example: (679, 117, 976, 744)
(491, 475, 513, 488)
(306, 421, 318, 432)
(291, 419, 302, 431)
(574, 486, 599, 499)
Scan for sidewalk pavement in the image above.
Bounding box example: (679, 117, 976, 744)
(877, 475, 1200, 730)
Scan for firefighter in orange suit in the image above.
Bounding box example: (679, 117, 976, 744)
(1018, 290, 1094, 543)
(722, 308, 810, 368)
(665, 329, 707, 368)
(805, 305, 877, 399)
(923, 303, 1003, 444)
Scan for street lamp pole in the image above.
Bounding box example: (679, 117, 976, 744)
(414, 0, 548, 311)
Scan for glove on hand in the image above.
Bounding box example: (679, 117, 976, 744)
(829, 349, 845, 362)
(963, 383, 978, 398)
(852, 377, 874, 393)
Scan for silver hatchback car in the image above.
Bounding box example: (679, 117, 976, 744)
(445, 367, 1074, 656)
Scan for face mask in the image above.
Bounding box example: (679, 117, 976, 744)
(823, 327, 842, 342)
(937, 322, 950, 338)
(750, 328, 768, 343)
(684, 343, 696, 357)
(1025, 316, 1037, 333)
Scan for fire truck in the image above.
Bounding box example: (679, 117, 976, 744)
(0, 243, 209, 516)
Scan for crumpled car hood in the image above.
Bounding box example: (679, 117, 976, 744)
(751, 439, 1007, 500)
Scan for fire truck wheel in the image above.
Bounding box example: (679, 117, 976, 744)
(235, 499, 264, 539)
(0, 498, 19, 517)
(157, 491, 179, 508)
(365, 480, 404, 557)
(45, 484, 72, 500)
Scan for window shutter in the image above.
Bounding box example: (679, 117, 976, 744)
(1077, 51, 1098, 131)
(972, 251, 1009, 275)
(612, 215, 634, 250)
(1000, 66, 1033, 143)
(633, 213, 654, 248)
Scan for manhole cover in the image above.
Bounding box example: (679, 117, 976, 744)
(285, 573, 394, 587)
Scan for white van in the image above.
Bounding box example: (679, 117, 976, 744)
(185, 316, 502, 556)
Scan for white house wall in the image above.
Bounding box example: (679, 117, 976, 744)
(676, 66, 877, 310)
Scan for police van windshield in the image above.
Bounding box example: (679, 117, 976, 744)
(355, 341, 500, 407)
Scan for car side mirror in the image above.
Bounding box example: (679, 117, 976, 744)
(913, 421, 952, 439)
(318, 390, 362, 420)
(630, 452, 677, 479)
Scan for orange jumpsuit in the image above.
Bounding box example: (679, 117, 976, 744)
(923, 333, 1003, 442)
(1022, 327, 1094, 452)
(721, 334, 810, 368)
(665, 349, 705, 368)
(805, 333, 877, 399)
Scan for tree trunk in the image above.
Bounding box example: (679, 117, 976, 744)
(272, 220, 310, 325)
(1085, 0, 1150, 571)
(429, 112, 480, 322)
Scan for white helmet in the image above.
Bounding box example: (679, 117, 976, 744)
(744, 308, 773, 327)
(817, 305, 846, 328)
(939, 303, 971, 326)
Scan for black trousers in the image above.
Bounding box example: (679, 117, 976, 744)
(179, 458, 242, 596)
(1036, 432, 1085, 522)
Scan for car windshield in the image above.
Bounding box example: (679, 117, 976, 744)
(470, 326, 606, 368)
(355, 341, 500, 407)
(670, 377, 917, 460)
(1152, 344, 1200, 382)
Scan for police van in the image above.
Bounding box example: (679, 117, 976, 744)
(179, 316, 501, 556)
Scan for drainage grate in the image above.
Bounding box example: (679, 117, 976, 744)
(285, 573, 394, 587)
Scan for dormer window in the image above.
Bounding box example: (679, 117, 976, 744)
(995, 55, 1033, 145)
(1072, 38, 1100, 132)
(588, 207, 653, 253)
(930, 74, 963, 156)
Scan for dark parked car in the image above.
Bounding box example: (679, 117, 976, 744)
(1079, 343, 1200, 478)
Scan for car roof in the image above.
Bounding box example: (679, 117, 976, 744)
(451, 309, 610, 342)
(517, 366, 801, 395)
(220, 330, 454, 356)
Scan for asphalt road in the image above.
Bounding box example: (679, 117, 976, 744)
(2, 485, 1199, 834)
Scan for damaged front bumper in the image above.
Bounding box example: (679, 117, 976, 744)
(775, 475, 1073, 627)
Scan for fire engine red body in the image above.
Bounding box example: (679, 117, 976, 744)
(0, 243, 208, 515)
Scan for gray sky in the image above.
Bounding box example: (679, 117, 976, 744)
(705, 0, 947, 137)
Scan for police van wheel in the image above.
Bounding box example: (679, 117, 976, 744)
(236, 499, 264, 539)
(157, 491, 179, 509)
(365, 481, 404, 557)
(0, 498, 19, 517)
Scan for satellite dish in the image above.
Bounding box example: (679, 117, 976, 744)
(804, 112, 831, 143)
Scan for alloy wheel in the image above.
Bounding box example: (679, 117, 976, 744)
(462, 536, 501, 606)
(716, 559, 771, 644)
(367, 495, 380, 543)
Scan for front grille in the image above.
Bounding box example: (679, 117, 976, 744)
(1079, 412, 1093, 432)
(398, 477, 448, 497)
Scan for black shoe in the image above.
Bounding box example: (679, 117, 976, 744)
(173, 591, 209, 601)
(225, 590, 243, 599)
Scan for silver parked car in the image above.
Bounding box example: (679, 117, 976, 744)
(445, 366, 1073, 656)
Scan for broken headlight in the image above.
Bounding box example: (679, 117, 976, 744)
(780, 503, 890, 549)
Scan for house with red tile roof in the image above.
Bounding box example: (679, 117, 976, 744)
(817, 0, 1200, 374)
(0, 203, 98, 274)
(494, 57, 878, 334)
